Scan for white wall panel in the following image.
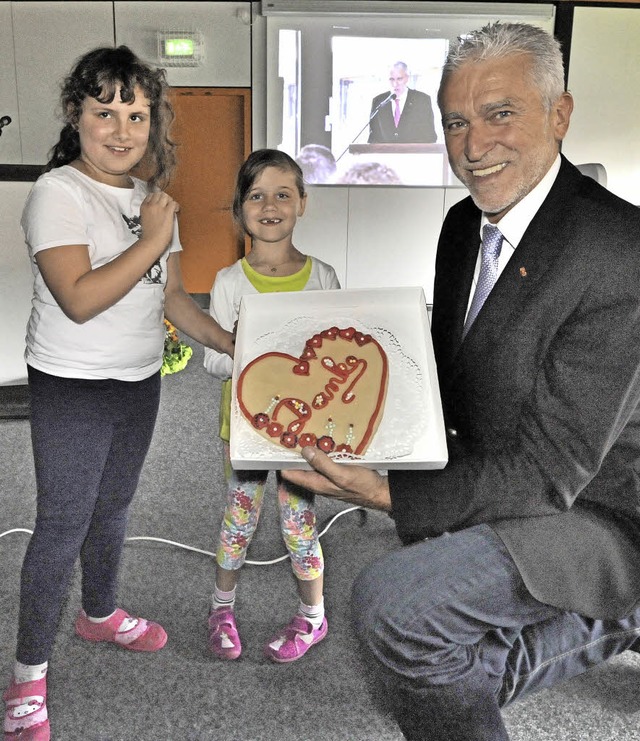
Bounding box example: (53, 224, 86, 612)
(0, 182, 33, 385)
(114, 2, 251, 87)
(563, 7, 640, 205)
(289, 185, 349, 288)
(444, 185, 469, 214)
(12, 1, 114, 164)
(0, 3, 21, 163)
(345, 186, 445, 304)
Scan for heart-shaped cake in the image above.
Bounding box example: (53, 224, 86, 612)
(236, 326, 388, 456)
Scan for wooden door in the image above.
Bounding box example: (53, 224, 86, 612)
(166, 88, 251, 294)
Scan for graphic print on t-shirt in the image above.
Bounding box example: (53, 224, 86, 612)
(122, 213, 163, 285)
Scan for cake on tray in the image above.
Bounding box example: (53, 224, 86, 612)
(236, 326, 388, 457)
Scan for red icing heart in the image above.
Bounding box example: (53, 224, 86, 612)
(236, 327, 388, 456)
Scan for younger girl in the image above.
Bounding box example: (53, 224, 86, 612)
(204, 149, 340, 662)
(3, 46, 233, 740)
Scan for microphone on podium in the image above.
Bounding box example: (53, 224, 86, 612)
(371, 92, 397, 116)
(336, 94, 397, 163)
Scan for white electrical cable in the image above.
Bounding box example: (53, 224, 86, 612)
(0, 506, 366, 567)
(0, 528, 34, 537)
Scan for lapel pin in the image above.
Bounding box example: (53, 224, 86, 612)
(519, 266, 528, 278)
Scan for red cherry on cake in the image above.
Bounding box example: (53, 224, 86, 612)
(266, 421, 283, 437)
(299, 432, 317, 447)
(316, 435, 335, 453)
(253, 413, 269, 429)
(339, 327, 356, 340)
(335, 443, 353, 454)
(281, 432, 298, 448)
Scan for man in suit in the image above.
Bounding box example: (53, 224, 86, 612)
(368, 61, 437, 144)
(283, 22, 640, 741)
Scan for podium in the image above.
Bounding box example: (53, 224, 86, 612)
(348, 142, 450, 185)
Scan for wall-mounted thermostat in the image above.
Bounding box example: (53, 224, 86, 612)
(157, 31, 204, 67)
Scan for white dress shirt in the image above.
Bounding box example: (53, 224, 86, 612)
(465, 155, 561, 319)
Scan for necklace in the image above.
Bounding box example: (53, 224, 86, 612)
(266, 258, 295, 273)
(268, 259, 301, 273)
(249, 253, 303, 274)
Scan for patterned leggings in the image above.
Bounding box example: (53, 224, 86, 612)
(216, 444, 324, 580)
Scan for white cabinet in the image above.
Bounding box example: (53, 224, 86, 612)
(1, 1, 113, 165)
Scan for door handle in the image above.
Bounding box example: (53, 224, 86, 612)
(0, 115, 12, 135)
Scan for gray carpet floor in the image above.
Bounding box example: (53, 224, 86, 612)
(1, 338, 640, 740)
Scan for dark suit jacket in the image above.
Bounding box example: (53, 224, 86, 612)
(368, 88, 437, 144)
(388, 156, 640, 619)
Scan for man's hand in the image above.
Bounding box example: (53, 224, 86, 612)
(281, 447, 392, 512)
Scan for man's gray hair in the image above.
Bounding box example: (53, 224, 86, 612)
(438, 22, 566, 111)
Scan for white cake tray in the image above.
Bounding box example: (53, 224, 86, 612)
(230, 286, 447, 470)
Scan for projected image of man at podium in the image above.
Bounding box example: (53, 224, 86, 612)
(368, 61, 437, 144)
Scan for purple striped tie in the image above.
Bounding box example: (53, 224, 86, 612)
(462, 224, 504, 338)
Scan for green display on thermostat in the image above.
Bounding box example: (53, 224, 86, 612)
(164, 38, 195, 57)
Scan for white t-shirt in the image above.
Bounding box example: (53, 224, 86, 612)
(203, 256, 341, 380)
(22, 165, 181, 381)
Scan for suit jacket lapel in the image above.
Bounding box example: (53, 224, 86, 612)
(398, 90, 416, 129)
(378, 103, 393, 133)
(432, 203, 479, 370)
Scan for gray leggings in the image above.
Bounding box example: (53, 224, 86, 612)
(16, 366, 160, 665)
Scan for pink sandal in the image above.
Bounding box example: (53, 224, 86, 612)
(208, 607, 242, 660)
(74, 608, 167, 652)
(264, 615, 328, 663)
(3, 676, 50, 741)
